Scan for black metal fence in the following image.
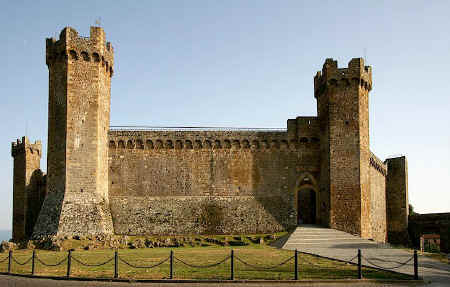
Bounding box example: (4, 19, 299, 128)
(0, 249, 419, 281)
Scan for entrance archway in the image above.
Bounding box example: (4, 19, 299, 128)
(297, 188, 316, 224)
(295, 172, 319, 225)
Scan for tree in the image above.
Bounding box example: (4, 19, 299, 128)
(409, 204, 417, 216)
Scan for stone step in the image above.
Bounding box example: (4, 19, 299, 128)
(292, 231, 350, 234)
(287, 238, 373, 242)
(283, 226, 378, 250)
(290, 232, 358, 236)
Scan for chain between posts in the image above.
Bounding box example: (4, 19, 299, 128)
(11, 255, 33, 266)
(71, 255, 115, 267)
(361, 255, 414, 270)
(0, 248, 420, 281)
(174, 255, 231, 268)
(235, 255, 294, 270)
(0, 254, 9, 263)
(118, 254, 170, 269)
(35, 254, 68, 267)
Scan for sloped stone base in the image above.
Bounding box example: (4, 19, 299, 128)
(32, 191, 113, 239)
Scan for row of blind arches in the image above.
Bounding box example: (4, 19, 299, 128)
(109, 137, 319, 150)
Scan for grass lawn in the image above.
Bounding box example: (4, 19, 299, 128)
(0, 244, 413, 281)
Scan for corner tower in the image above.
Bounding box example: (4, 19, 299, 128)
(11, 137, 44, 241)
(33, 27, 114, 237)
(314, 58, 372, 238)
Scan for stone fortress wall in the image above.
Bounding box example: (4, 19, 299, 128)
(107, 128, 320, 235)
(11, 26, 410, 245)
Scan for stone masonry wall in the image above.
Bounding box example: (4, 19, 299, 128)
(386, 156, 409, 244)
(108, 129, 321, 235)
(369, 152, 387, 242)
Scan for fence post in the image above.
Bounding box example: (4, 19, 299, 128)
(66, 250, 72, 277)
(170, 250, 173, 279)
(7, 250, 12, 274)
(114, 250, 118, 279)
(414, 250, 419, 280)
(294, 249, 298, 280)
(31, 249, 35, 276)
(230, 249, 234, 280)
(357, 249, 362, 279)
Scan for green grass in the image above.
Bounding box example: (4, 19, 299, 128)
(0, 245, 413, 281)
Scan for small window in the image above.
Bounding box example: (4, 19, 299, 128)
(136, 139, 144, 149)
(155, 140, 163, 149)
(127, 140, 134, 149)
(146, 140, 154, 149)
(92, 52, 100, 62)
(81, 51, 90, 61)
(195, 140, 202, 149)
(69, 50, 78, 60)
(271, 140, 279, 149)
(166, 140, 174, 149)
(261, 140, 269, 149)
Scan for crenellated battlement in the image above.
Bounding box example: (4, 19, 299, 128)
(46, 26, 114, 77)
(11, 136, 42, 158)
(108, 129, 321, 151)
(314, 58, 372, 98)
(370, 151, 387, 177)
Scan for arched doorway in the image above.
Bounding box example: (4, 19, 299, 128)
(297, 188, 316, 224)
(295, 172, 319, 225)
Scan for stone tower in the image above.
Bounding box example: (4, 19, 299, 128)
(11, 137, 44, 241)
(314, 58, 372, 238)
(386, 156, 409, 243)
(32, 27, 114, 237)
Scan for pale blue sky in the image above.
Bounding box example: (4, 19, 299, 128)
(1, 1, 449, 231)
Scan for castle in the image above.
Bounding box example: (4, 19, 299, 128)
(11, 26, 409, 244)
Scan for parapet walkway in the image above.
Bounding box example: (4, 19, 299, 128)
(282, 225, 450, 286)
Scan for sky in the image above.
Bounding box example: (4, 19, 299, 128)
(1, 1, 449, 231)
